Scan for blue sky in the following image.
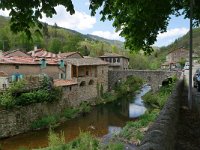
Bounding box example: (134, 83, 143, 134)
(0, 0, 190, 47)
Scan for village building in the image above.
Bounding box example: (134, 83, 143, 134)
(99, 53, 129, 70)
(166, 47, 188, 63)
(0, 50, 66, 84)
(64, 58, 109, 106)
(162, 47, 188, 70)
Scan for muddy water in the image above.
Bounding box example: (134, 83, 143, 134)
(0, 85, 151, 150)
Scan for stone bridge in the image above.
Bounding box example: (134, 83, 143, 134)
(108, 70, 182, 91)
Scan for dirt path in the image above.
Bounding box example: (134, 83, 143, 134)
(175, 88, 200, 150)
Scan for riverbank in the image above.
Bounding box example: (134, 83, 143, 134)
(0, 76, 144, 150)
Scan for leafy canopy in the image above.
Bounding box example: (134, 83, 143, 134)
(1, 0, 200, 53)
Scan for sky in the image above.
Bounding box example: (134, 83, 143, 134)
(0, 0, 190, 47)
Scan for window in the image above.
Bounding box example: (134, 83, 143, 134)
(80, 81, 86, 86)
(2, 84, 6, 89)
(117, 58, 120, 63)
(113, 58, 116, 63)
(69, 86, 72, 91)
(109, 58, 112, 63)
(59, 73, 65, 79)
(40, 59, 46, 68)
(89, 80, 94, 85)
(59, 60, 65, 68)
(15, 65, 19, 69)
(102, 70, 104, 74)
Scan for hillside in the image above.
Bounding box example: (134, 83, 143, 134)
(160, 27, 200, 54)
(0, 15, 125, 56)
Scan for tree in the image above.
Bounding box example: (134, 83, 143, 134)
(1, 0, 200, 53)
(48, 38, 62, 53)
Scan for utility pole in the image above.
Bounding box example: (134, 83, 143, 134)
(188, 0, 193, 109)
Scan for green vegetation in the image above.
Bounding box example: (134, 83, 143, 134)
(98, 76, 143, 104)
(117, 109, 159, 143)
(143, 76, 177, 109)
(116, 77, 177, 144)
(31, 102, 92, 129)
(36, 130, 124, 150)
(0, 79, 61, 109)
(0, 16, 124, 56)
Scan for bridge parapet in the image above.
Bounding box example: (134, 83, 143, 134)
(108, 70, 181, 91)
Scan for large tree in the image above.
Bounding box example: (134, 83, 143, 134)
(0, 0, 200, 53)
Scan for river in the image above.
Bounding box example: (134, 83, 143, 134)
(0, 85, 151, 150)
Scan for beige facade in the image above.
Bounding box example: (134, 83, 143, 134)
(99, 53, 129, 70)
(166, 48, 188, 63)
(0, 64, 66, 80)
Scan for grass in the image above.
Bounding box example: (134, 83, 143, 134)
(117, 109, 159, 144)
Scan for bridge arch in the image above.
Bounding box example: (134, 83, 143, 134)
(108, 70, 181, 91)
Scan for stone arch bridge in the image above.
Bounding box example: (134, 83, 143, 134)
(108, 70, 182, 91)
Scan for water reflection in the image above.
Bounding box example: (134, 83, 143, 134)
(0, 85, 151, 150)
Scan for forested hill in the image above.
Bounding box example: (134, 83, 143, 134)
(0, 15, 125, 56)
(160, 27, 200, 54)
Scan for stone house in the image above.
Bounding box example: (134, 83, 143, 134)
(99, 53, 129, 70)
(0, 50, 66, 82)
(166, 47, 188, 63)
(65, 58, 109, 104)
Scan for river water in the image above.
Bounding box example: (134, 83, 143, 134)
(0, 85, 151, 150)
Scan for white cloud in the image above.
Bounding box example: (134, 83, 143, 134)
(40, 5, 96, 30)
(0, 9, 10, 17)
(157, 28, 189, 40)
(91, 30, 123, 40)
(155, 27, 189, 47)
(84, 1, 90, 6)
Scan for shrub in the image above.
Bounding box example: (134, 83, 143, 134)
(79, 102, 91, 113)
(0, 92, 15, 109)
(31, 115, 59, 129)
(63, 108, 79, 119)
(48, 129, 65, 148)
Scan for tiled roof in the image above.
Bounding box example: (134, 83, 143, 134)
(4, 49, 31, 58)
(54, 79, 78, 87)
(0, 56, 59, 65)
(28, 49, 61, 59)
(59, 52, 83, 58)
(65, 58, 109, 66)
(0, 71, 8, 77)
(99, 53, 129, 59)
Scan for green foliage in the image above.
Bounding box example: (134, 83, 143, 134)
(105, 142, 124, 150)
(119, 109, 159, 142)
(48, 129, 65, 148)
(48, 38, 62, 53)
(115, 76, 143, 98)
(15, 90, 50, 106)
(143, 78, 177, 109)
(0, 92, 14, 109)
(31, 115, 59, 129)
(178, 57, 186, 68)
(63, 108, 79, 119)
(79, 102, 91, 113)
(68, 132, 99, 150)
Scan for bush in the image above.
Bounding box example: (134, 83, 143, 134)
(63, 108, 79, 119)
(31, 115, 59, 129)
(0, 92, 15, 109)
(79, 102, 91, 113)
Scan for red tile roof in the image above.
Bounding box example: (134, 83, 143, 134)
(54, 79, 78, 87)
(28, 49, 61, 59)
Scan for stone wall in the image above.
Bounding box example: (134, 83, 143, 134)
(138, 80, 184, 150)
(0, 87, 76, 138)
(108, 70, 181, 91)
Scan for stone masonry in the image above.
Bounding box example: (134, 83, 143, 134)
(108, 70, 181, 91)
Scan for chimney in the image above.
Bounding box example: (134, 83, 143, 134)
(34, 45, 37, 51)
